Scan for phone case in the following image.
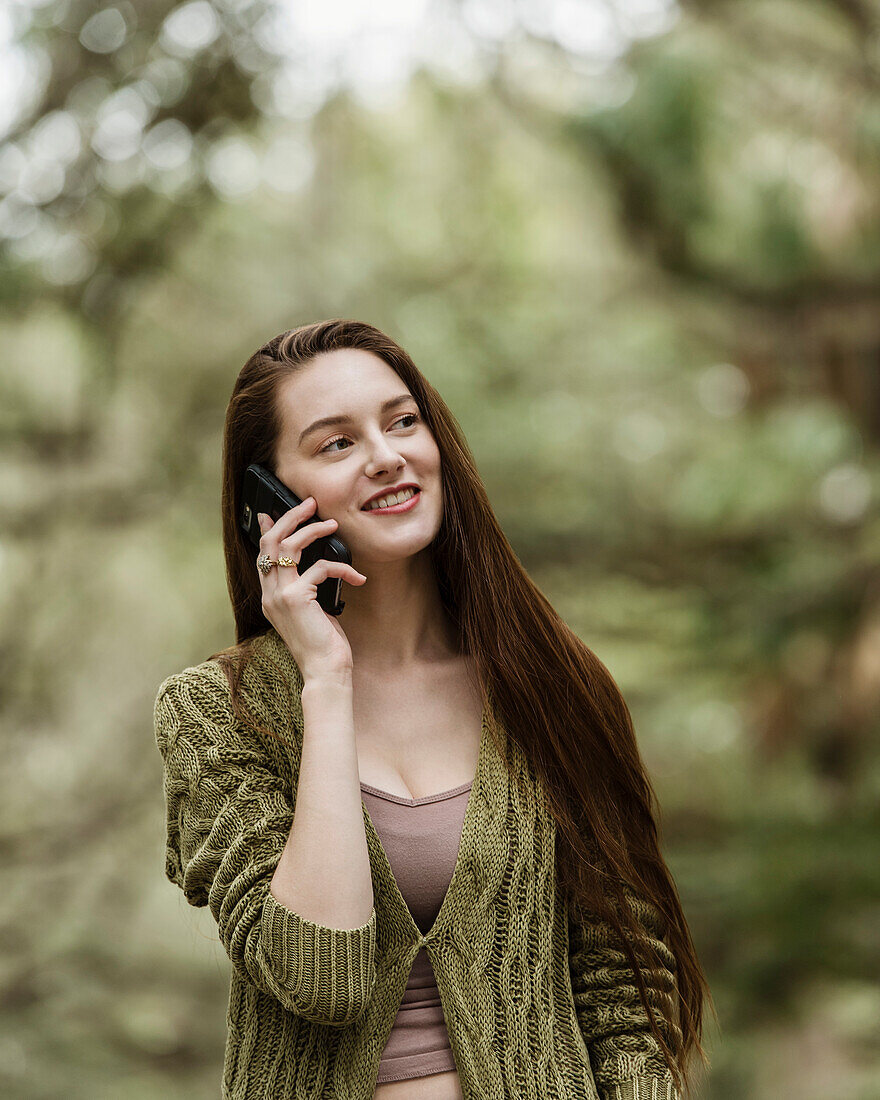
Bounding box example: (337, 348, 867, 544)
(239, 463, 352, 616)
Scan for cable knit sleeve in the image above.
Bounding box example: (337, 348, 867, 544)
(569, 885, 683, 1100)
(154, 668, 378, 1028)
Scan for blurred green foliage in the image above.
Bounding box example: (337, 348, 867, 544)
(2, 1, 879, 1098)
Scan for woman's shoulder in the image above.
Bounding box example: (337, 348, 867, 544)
(153, 629, 304, 736)
(154, 657, 228, 711)
(157, 629, 298, 692)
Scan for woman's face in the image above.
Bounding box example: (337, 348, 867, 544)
(273, 348, 444, 566)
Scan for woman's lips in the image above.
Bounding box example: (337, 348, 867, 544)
(361, 489, 421, 515)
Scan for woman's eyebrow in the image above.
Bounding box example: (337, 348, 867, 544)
(298, 394, 415, 446)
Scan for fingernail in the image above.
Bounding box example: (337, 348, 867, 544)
(257, 512, 266, 528)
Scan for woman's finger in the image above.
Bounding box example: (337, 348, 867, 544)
(261, 497, 317, 546)
(297, 559, 367, 586)
(278, 516, 337, 555)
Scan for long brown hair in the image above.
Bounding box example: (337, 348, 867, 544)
(211, 318, 713, 1093)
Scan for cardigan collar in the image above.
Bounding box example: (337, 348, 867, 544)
(250, 627, 510, 951)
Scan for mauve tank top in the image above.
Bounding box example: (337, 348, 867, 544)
(359, 779, 473, 1084)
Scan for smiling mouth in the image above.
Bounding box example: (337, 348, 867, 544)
(361, 487, 421, 512)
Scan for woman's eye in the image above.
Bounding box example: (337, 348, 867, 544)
(320, 436, 349, 454)
(319, 413, 420, 454)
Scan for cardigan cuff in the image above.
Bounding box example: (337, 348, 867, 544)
(606, 1079, 680, 1100)
(260, 889, 378, 1022)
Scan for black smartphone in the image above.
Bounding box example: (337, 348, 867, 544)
(239, 463, 352, 616)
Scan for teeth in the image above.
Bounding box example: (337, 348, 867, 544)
(365, 487, 417, 510)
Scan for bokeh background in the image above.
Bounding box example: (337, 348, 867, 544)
(3, 0, 880, 1097)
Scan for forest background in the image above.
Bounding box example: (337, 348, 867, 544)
(2, 1, 879, 1097)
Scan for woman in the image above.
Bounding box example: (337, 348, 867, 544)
(155, 319, 713, 1100)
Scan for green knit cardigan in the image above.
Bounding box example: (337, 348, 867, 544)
(154, 628, 682, 1100)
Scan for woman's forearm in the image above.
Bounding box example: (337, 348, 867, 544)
(269, 672, 374, 930)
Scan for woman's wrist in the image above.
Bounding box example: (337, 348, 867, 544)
(301, 667, 354, 698)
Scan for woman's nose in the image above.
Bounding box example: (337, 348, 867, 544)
(365, 436, 405, 467)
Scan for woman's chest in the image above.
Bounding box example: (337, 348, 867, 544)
(352, 660, 483, 801)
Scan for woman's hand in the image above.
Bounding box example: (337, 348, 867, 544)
(256, 497, 366, 682)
